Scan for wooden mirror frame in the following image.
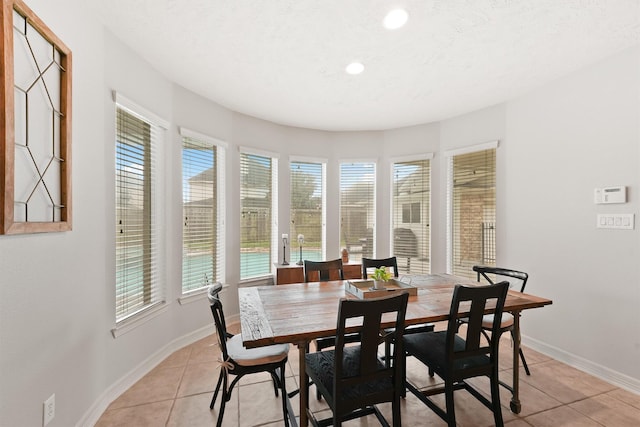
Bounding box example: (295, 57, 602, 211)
(1, 0, 72, 234)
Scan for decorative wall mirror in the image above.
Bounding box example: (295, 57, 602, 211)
(1, 0, 72, 234)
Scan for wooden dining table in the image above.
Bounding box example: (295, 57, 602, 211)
(239, 273, 552, 426)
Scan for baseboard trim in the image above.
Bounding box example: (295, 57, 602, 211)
(523, 335, 640, 394)
(76, 323, 217, 427)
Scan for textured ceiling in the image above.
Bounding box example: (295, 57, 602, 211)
(85, 0, 640, 131)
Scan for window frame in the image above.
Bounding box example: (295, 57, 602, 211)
(112, 92, 168, 337)
(390, 153, 433, 275)
(179, 127, 226, 301)
(239, 146, 278, 283)
(289, 155, 327, 263)
(339, 159, 377, 263)
(445, 141, 498, 279)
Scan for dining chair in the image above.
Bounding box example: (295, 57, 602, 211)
(304, 258, 358, 400)
(361, 256, 399, 280)
(304, 258, 344, 282)
(472, 265, 531, 381)
(404, 282, 510, 427)
(305, 259, 347, 356)
(362, 256, 435, 394)
(207, 284, 290, 427)
(305, 292, 409, 427)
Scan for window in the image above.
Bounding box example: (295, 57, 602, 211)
(181, 128, 226, 294)
(402, 202, 421, 223)
(340, 161, 375, 263)
(446, 142, 497, 279)
(392, 156, 431, 274)
(240, 149, 277, 280)
(115, 95, 167, 322)
(290, 159, 326, 262)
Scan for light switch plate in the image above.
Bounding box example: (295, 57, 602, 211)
(596, 214, 634, 229)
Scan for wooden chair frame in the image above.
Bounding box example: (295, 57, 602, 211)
(304, 258, 344, 282)
(404, 282, 510, 427)
(361, 256, 399, 279)
(305, 293, 409, 427)
(473, 265, 531, 380)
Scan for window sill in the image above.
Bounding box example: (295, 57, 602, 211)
(178, 288, 209, 305)
(111, 302, 168, 338)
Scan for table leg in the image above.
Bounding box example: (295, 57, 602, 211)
(297, 341, 309, 426)
(510, 311, 522, 414)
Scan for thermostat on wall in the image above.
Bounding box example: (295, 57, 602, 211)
(594, 186, 626, 204)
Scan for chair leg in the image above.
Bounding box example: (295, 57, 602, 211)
(279, 365, 290, 427)
(490, 370, 504, 427)
(210, 369, 224, 409)
(444, 380, 456, 427)
(215, 371, 229, 427)
(304, 371, 310, 409)
(392, 396, 402, 426)
(519, 348, 531, 376)
(510, 329, 531, 376)
(400, 353, 407, 398)
(270, 371, 280, 397)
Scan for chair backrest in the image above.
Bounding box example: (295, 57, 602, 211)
(361, 257, 399, 279)
(208, 283, 230, 360)
(304, 259, 344, 282)
(445, 282, 509, 374)
(333, 293, 409, 407)
(473, 265, 529, 293)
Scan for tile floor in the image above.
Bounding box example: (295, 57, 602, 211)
(96, 325, 640, 426)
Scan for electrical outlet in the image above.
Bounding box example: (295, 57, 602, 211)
(43, 393, 55, 426)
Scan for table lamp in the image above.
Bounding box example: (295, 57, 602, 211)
(296, 234, 304, 265)
(281, 234, 289, 265)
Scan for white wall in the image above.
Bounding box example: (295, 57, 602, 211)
(432, 46, 640, 386)
(0, 2, 108, 426)
(0, 2, 638, 426)
(503, 46, 640, 384)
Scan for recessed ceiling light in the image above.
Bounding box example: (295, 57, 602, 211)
(383, 8, 408, 30)
(345, 62, 364, 75)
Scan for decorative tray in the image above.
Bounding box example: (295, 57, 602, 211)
(344, 279, 417, 299)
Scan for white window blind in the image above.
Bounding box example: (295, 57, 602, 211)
(290, 160, 325, 262)
(340, 161, 376, 263)
(446, 146, 496, 279)
(240, 150, 277, 280)
(392, 157, 431, 274)
(115, 104, 164, 322)
(181, 130, 226, 293)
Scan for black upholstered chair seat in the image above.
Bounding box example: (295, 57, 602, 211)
(306, 346, 392, 403)
(404, 331, 491, 375)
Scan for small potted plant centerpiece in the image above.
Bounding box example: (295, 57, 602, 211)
(371, 266, 392, 290)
